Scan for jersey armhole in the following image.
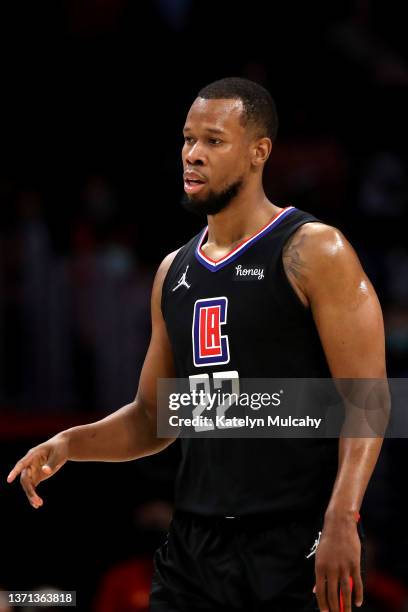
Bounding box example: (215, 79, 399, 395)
(160, 232, 202, 317)
(161, 248, 185, 317)
(277, 220, 318, 316)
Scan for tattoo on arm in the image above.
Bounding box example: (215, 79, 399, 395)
(282, 230, 310, 283)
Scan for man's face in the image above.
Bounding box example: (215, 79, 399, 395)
(182, 98, 251, 215)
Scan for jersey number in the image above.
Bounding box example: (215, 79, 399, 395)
(189, 370, 240, 431)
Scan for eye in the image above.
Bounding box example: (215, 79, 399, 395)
(209, 138, 222, 145)
(184, 136, 194, 144)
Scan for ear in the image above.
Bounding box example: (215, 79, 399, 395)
(252, 137, 272, 168)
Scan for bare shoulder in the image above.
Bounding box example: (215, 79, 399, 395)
(156, 248, 182, 282)
(151, 248, 182, 306)
(282, 222, 364, 307)
(283, 222, 358, 265)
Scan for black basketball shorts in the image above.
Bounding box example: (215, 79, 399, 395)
(150, 509, 365, 611)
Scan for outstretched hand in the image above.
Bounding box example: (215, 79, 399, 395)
(6, 435, 69, 509)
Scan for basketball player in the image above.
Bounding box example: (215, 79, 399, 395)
(7, 78, 386, 611)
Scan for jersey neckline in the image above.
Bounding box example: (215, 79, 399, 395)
(194, 206, 296, 272)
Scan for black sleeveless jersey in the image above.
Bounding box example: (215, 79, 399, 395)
(161, 207, 338, 517)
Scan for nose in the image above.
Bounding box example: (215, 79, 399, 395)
(184, 141, 206, 166)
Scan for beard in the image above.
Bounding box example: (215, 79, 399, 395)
(181, 178, 244, 217)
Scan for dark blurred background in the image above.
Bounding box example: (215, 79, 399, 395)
(0, 1, 407, 610)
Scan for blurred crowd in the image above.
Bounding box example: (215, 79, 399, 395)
(1, 0, 407, 610)
(0, 176, 153, 412)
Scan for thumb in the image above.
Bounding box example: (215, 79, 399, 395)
(41, 450, 59, 474)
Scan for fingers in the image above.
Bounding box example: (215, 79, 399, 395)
(7, 448, 54, 483)
(20, 467, 44, 509)
(7, 457, 30, 484)
(327, 572, 340, 612)
(315, 572, 329, 612)
(41, 464, 53, 476)
(316, 574, 360, 612)
(352, 568, 364, 607)
(7, 449, 49, 509)
(340, 575, 352, 612)
(6, 443, 66, 509)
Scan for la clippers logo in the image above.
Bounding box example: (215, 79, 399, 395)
(192, 297, 230, 367)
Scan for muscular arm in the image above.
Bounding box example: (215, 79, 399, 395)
(7, 250, 179, 505)
(283, 223, 387, 611)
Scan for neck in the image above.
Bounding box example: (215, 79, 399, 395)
(206, 183, 282, 248)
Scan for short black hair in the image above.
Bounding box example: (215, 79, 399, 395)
(197, 77, 278, 142)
